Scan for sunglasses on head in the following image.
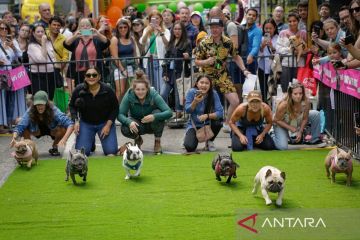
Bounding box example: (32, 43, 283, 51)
(350, 6, 360, 13)
(85, 73, 98, 78)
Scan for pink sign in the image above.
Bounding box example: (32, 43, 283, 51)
(313, 63, 360, 99)
(0, 66, 31, 91)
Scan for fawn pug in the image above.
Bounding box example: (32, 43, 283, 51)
(325, 147, 353, 186)
(12, 139, 38, 168)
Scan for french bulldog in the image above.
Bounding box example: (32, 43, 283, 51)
(65, 148, 88, 185)
(211, 153, 239, 184)
(252, 166, 286, 206)
(325, 147, 353, 186)
(12, 139, 38, 168)
(123, 142, 143, 180)
(289, 35, 306, 63)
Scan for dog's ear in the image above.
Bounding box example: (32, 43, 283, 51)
(280, 171, 286, 180)
(126, 142, 133, 149)
(80, 147, 86, 155)
(265, 169, 272, 178)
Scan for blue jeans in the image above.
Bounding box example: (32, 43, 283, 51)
(273, 110, 321, 150)
(146, 59, 163, 92)
(75, 120, 118, 156)
(160, 71, 182, 112)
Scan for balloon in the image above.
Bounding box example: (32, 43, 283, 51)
(157, 4, 166, 13)
(229, 3, 237, 12)
(112, 0, 126, 9)
(203, 2, 215, 9)
(137, 3, 146, 13)
(193, 3, 204, 12)
(107, 6, 122, 26)
(168, 2, 177, 12)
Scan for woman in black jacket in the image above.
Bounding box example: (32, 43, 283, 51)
(160, 21, 191, 118)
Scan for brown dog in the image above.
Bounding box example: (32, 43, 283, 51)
(12, 139, 39, 168)
(325, 147, 353, 186)
(289, 35, 306, 63)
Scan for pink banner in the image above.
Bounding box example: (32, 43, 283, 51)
(0, 66, 31, 91)
(313, 63, 360, 99)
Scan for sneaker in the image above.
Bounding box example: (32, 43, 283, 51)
(222, 123, 231, 133)
(154, 139, 162, 154)
(134, 136, 143, 149)
(206, 140, 217, 152)
(49, 147, 60, 156)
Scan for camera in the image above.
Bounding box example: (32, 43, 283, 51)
(313, 25, 321, 36)
(344, 33, 355, 45)
(331, 60, 345, 69)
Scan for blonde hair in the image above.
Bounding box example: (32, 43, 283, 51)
(147, 10, 166, 31)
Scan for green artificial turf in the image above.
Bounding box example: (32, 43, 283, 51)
(0, 149, 359, 240)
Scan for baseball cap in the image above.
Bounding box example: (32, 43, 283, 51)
(33, 91, 48, 105)
(247, 90, 262, 102)
(191, 11, 201, 18)
(208, 18, 224, 27)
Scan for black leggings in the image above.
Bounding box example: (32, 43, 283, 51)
(184, 120, 223, 152)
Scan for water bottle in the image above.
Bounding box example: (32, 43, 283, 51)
(276, 84, 283, 98)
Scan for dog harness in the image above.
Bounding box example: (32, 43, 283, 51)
(124, 161, 142, 170)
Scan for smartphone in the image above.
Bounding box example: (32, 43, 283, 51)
(344, 33, 355, 45)
(313, 25, 321, 36)
(264, 32, 271, 41)
(80, 29, 92, 36)
(354, 112, 360, 128)
(332, 60, 345, 69)
(150, 17, 157, 26)
(6, 34, 12, 42)
(195, 90, 203, 96)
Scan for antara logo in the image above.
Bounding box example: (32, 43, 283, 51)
(237, 213, 327, 233)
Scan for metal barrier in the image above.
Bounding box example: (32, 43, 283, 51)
(1, 55, 359, 156)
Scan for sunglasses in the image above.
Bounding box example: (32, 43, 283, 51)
(85, 73, 98, 78)
(132, 23, 141, 26)
(350, 6, 360, 13)
(118, 26, 128, 29)
(0, 27, 8, 31)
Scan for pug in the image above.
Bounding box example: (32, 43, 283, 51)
(123, 142, 144, 180)
(325, 147, 353, 186)
(65, 148, 88, 185)
(252, 166, 286, 206)
(211, 153, 239, 184)
(12, 139, 38, 168)
(289, 35, 306, 63)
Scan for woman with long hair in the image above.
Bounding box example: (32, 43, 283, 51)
(10, 90, 74, 156)
(131, 18, 145, 56)
(0, 20, 24, 133)
(161, 21, 191, 118)
(183, 75, 224, 153)
(273, 83, 322, 150)
(190, 11, 206, 32)
(64, 18, 110, 86)
(110, 18, 140, 102)
(140, 10, 170, 92)
(258, 18, 279, 100)
(162, 8, 175, 30)
(118, 70, 172, 154)
(69, 66, 119, 156)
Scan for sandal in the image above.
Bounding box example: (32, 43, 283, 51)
(49, 147, 60, 156)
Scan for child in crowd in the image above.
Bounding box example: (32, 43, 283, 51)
(312, 42, 347, 68)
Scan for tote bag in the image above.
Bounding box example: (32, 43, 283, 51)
(297, 53, 317, 96)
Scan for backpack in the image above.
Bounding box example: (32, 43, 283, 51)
(224, 21, 249, 58)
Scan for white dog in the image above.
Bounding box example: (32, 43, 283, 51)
(122, 142, 144, 180)
(252, 166, 286, 206)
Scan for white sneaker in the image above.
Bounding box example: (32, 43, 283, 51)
(223, 123, 231, 133)
(206, 140, 217, 152)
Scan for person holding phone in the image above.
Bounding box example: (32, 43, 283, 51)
(140, 10, 170, 92)
(69, 66, 119, 156)
(183, 75, 224, 153)
(0, 20, 23, 134)
(258, 18, 279, 101)
(312, 42, 346, 68)
(64, 18, 110, 86)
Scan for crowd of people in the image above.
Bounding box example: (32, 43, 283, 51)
(1, 0, 359, 155)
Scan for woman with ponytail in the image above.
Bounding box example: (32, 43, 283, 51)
(69, 66, 119, 156)
(118, 69, 172, 154)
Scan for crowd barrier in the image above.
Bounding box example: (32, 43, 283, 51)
(0, 55, 359, 155)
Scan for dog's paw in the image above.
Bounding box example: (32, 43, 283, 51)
(276, 199, 282, 206)
(125, 175, 130, 180)
(265, 199, 272, 205)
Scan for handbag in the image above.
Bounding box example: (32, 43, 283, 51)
(191, 118, 214, 143)
(176, 62, 193, 106)
(297, 53, 317, 96)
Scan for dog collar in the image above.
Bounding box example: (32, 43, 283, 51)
(125, 161, 142, 170)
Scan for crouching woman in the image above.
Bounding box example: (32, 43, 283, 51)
(183, 75, 224, 152)
(10, 91, 74, 156)
(118, 70, 172, 154)
(229, 90, 275, 151)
